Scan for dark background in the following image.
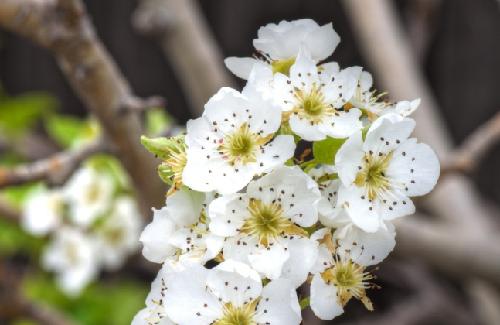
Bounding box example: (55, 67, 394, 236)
(0, 1, 499, 323)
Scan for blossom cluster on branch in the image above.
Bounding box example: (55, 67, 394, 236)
(22, 162, 142, 296)
(134, 19, 440, 324)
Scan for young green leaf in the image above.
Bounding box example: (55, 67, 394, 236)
(312, 137, 346, 165)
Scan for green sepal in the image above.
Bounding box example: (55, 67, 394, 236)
(157, 162, 174, 185)
(312, 136, 346, 165)
(140, 135, 174, 160)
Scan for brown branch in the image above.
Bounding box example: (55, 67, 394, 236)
(0, 198, 20, 223)
(133, 0, 235, 116)
(395, 217, 500, 287)
(442, 110, 500, 175)
(0, 138, 106, 189)
(0, 0, 165, 214)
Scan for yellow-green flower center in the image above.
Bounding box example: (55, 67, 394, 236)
(240, 199, 307, 246)
(292, 84, 335, 124)
(214, 301, 258, 325)
(220, 123, 271, 166)
(271, 57, 295, 75)
(164, 139, 188, 195)
(321, 257, 374, 310)
(354, 152, 392, 201)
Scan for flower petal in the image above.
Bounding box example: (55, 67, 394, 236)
(310, 273, 344, 320)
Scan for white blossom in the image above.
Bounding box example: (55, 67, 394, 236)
(163, 260, 301, 325)
(95, 196, 142, 270)
(140, 189, 224, 264)
(271, 49, 363, 141)
(63, 166, 115, 227)
(182, 87, 295, 194)
(209, 166, 320, 287)
(42, 227, 99, 296)
(225, 19, 340, 80)
(335, 114, 440, 232)
(22, 189, 64, 236)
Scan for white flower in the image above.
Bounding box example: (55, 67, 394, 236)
(132, 261, 182, 325)
(309, 253, 375, 320)
(95, 196, 142, 270)
(182, 87, 295, 194)
(272, 49, 363, 141)
(335, 114, 440, 232)
(346, 69, 420, 118)
(225, 19, 340, 79)
(209, 166, 320, 287)
(22, 189, 64, 236)
(140, 189, 224, 264)
(42, 227, 99, 296)
(63, 167, 115, 227)
(309, 167, 396, 266)
(163, 260, 302, 325)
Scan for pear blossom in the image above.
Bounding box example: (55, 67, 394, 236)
(63, 166, 115, 227)
(132, 261, 182, 325)
(335, 114, 440, 232)
(95, 197, 142, 270)
(22, 189, 64, 236)
(271, 49, 363, 141)
(209, 166, 320, 286)
(182, 87, 295, 194)
(163, 260, 301, 325)
(225, 19, 340, 80)
(140, 189, 224, 264)
(42, 227, 99, 296)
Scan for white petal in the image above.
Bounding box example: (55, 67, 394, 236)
(335, 131, 364, 186)
(164, 189, 204, 227)
(387, 138, 440, 197)
(338, 185, 381, 232)
(164, 265, 221, 325)
(289, 114, 327, 141)
(224, 57, 259, 80)
(305, 22, 340, 61)
(255, 279, 302, 325)
(310, 273, 344, 320)
(208, 195, 247, 237)
(223, 235, 259, 264)
(22, 190, 63, 236)
(248, 242, 289, 280)
(255, 135, 296, 173)
(140, 210, 176, 263)
(207, 260, 262, 307)
(289, 48, 319, 92)
(321, 108, 362, 138)
(334, 222, 396, 266)
(280, 237, 318, 288)
(363, 114, 416, 155)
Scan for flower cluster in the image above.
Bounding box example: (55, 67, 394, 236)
(135, 19, 440, 324)
(22, 163, 142, 296)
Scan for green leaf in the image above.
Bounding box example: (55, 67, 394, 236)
(141, 135, 179, 160)
(45, 115, 98, 148)
(145, 108, 171, 136)
(312, 137, 346, 165)
(0, 92, 58, 138)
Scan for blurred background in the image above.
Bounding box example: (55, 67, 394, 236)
(0, 0, 499, 324)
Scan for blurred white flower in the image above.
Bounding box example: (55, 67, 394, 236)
(209, 166, 320, 287)
(42, 227, 99, 296)
(63, 166, 115, 228)
(22, 189, 64, 236)
(225, 19, 340, 80)
(335, 114, 440, 232)
(182, 87, 295, 194)
(95, 196, 142, 270)
(163, 260, 302, 325)
(272, 49, 363, 141)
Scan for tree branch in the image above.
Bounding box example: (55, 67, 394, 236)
(442, 110, 500, 175)
(0, 0, 165, 214)
(0, 138, 106, 189)
(133, 0, 235, 116)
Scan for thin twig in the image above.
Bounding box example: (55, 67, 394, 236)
(442, 110, 500, 175)
(0, 138, 106, 189)
(133, 0, 235, 116)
